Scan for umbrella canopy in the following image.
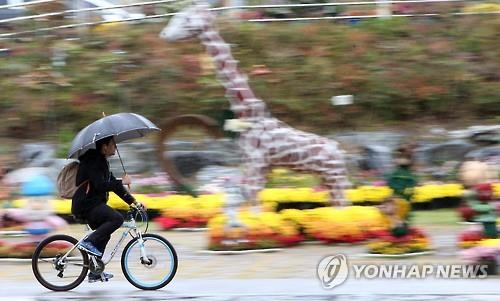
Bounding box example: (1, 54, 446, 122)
(68, 113, 160, 159)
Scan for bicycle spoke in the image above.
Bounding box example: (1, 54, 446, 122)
(39, 258, 56, 263)
(32, 235, 89, 291)
(122, 234, 177, 290)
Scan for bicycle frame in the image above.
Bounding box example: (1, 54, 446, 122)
(56, 214, 149, 267)
(34, 206, 177, 291)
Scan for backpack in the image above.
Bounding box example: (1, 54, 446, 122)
(57, 161, 89, 199)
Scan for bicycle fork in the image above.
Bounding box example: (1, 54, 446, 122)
(134, 229, 151, 265)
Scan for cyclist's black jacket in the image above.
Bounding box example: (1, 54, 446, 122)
(71, 149, 135, 218)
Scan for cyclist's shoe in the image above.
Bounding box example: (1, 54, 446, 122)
(88, 272, 114, 283)
(78, 240, 103, 257)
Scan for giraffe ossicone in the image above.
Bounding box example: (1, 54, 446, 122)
(160, 3, 351, 205)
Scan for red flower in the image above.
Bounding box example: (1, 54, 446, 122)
(276, 234, 304, 246)
(458, 205, 476, 221)
(153, 217, 180, 230)
(370, 229, 389, 238)
(182, 221, 198, 228)
(408, 227, 426, 238)
(187, 217, 207, 227)
(209, 237, 223, 246)
(459, 230, 483, 242)
(475, 183, 493, 201)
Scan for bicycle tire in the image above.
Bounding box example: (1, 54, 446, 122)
(121, 233, 178, 290)
(32, 234, 89, 291)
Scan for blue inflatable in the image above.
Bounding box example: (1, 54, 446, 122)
(21, 175, 55, 196)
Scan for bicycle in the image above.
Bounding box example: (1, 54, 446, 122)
(31, 206, 178, 291)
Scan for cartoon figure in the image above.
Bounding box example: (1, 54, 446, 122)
(383, 144, 418, 236)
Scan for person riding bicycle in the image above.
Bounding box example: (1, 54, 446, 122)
(71, 136, 142, 283)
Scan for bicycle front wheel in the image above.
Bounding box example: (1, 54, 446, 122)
(32, 234, 89, 291)
(121, 233, 178, 290)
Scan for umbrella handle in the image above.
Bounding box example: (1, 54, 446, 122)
(122, 173, 131, 191)
(114, 140, 131, 191)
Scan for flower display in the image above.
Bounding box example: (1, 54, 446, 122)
(0, 240, 72, 258)
(20, 192, 225, 229)
(458, 227, 485, 249)
(291, 206, 388, 243)
(0, 241, 37, 258)
(346, 184, 465, 204)
(259, 188, 329, 210)
(345, 186, 393, 204)
(493, 183, 500, 199)
(8, 181, 476, 236)
(367, 227, 431, 255)
(460, 239, 500, 275)
(265, 168, 321, 188)
(479, 239, 500, 247)
(463, 3, 500, 13)
(0, 209, 68, 258)
(460, 238, 500, 263)
(206, 206, 389, 250)
(262, 184, 465, 206)
(458, 203, 477, 222)
(207, 210, 304, 250)
(154, 194, 225, 229)
(11, 183, 472, 221)
(457, 183, 498, 242)
(411, 184, 465, 203)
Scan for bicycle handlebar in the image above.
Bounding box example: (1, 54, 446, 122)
(126, 206, 148, 223)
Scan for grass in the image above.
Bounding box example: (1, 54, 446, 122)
(412, 208, 461, 227)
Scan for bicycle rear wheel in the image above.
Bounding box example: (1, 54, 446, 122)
(32, 234, 89, 291)
(121, 233, 178, 290)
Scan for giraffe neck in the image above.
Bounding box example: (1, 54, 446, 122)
(199, 26, 267, 118)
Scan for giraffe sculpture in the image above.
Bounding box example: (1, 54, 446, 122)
(159, 2, 351, 205)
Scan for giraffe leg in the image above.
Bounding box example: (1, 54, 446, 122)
(317, 145, 351, 206)
(241, 163, 268, 207)
(323, 164, 351, 206)
(323, 177, 349, 206)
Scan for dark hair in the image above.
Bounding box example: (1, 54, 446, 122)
(96, 136, 114, 151)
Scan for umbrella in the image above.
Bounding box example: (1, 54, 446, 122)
(68, 113, 160, 174)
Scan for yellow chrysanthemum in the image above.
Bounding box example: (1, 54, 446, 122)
(346, 186, 393, 203)
(50, 199, 71, 215)
(412, 184, 465, 203)
(492, 183, 500, 199)
(463, 3, 500, 13)
(479, 239, 500, 247)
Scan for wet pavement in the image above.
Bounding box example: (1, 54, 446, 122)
(1, 225, 498, 300)
(0, 278, 499, 300)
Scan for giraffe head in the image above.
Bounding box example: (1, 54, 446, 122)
(159, 2, 215, 41)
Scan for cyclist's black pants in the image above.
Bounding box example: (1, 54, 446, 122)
(85, 203, 124, 255)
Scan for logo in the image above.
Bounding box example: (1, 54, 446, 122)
(316, 253, 489, 289)
(317, 254, 349, 289)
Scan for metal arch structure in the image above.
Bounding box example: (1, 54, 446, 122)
(156, 114, 224, 193)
